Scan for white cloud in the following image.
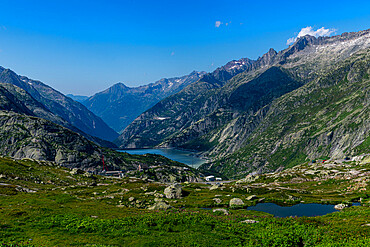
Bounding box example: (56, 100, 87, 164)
(286, 37, 296, 45)
(215, 21, 222, 28)
(287, 26, 336, 45)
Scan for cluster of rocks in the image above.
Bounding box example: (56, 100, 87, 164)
(236, 175, 260, 184)
(118, 183, 183, 210)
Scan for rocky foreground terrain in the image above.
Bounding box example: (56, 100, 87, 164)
(0, 154, 369, 246)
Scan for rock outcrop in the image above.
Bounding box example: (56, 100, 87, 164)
(164, 184, 182, 199)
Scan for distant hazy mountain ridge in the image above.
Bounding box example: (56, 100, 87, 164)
(83, 71, 206, 133)
(66, 94, 89, 103)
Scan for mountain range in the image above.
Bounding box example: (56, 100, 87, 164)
(0, 29, 368, 179)
(82, 71, 206, 133)
(116, 29, 370, 178)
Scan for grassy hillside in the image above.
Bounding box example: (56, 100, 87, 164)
(0, 156, 369, 246)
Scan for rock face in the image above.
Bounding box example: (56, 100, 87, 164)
(83, 71, 206, 133)
(0, 68, 118, 141)
(229, 198, 245, 208)
(0, 111, 99, 167)
(164, 184, 182, 199)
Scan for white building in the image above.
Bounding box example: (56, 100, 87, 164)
(205, 175, 215, 181)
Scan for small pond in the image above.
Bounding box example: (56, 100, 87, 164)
(246, 202, 361, 217)
(119, 148, 206, 168)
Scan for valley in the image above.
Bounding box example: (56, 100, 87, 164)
(0, 26, 369, 246)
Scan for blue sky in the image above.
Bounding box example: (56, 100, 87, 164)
(0, 0, 369, 95)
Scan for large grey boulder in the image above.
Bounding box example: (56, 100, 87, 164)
(229, 198, 245, 208)
(164, 183, 182, 199)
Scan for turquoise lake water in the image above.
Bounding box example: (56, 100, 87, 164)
(119, 148, 206, 168)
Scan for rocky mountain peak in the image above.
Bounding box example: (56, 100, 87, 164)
(282, 35, 318, 58)
(221, 58, 255, 72)
(109, 82, 130, 92)
(268, 48, 277, 55)
(256, 48, 278, 67)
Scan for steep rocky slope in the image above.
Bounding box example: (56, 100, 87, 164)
(0, 83, 115, 147)
(117, 29, 370, 178)
(0, 67, 118, 141)
(0, 83, 73, 128)
(202, 49, 370, 177)
(83, 71, 206, 133)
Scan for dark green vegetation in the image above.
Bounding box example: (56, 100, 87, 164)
(83, 71, 206, 133)
(0, 66, 118, 141)
(1, 156, 369, 246)
(117, 29, 370, 178)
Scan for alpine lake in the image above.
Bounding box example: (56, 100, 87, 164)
(119, 148, 206, 168)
